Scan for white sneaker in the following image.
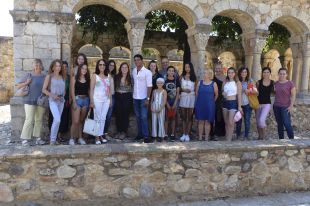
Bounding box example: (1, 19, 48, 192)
(185, 135, 190, 142)
(36, 138, 46, 145)
(78, 138, 86, 145)
(22, 140, 30, 146)
(95, 140, 101, 145)
(69, 138, 75, 145)
(180, 134, 186, 142)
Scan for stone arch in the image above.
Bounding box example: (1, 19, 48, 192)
(109, 46, 131, 59)
(142, 1, 200, 27)
(207, 0, 261, 32)
(142, 48, 161, 60)
(71, 0, 132, 20)
(267, 14, 310, 35)
(263, 49, 282, 80)
(78, 44, 103, 57)
(218, 51, 236, 69)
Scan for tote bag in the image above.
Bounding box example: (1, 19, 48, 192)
(83, 109, 100, 136)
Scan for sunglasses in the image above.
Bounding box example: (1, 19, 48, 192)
(99, 64, 105, 66)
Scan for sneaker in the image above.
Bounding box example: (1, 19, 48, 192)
(95, 140, 101, 145)
(170, 135, 176, 142)
(144, 137, 153, 143)
(22, 140, 30, 146)
(78, 138, 86, 145)
(180, 134, 186, 142)
(36, 138, 46, 145)
(185, 135, 190, 142)
(69, 138, 75, 145)
(50, 141, 56, 145)
(134, 136, 143, 142)
(100, 137, 108, 144)
(156, 137, 163, 142)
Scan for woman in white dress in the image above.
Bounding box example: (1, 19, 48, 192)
(179, 62, 197, 142)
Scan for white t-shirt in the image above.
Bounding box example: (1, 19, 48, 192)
(132, 66, 152, 100)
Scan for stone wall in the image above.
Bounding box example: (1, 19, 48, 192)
(0, 37, 14, 103)
(0, 140, 309, 204)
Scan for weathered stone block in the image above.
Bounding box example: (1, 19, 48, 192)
(0, 183, 14, 202)
(14, 43, 33, 59)
(56, 165, 76, 179)
(25, 22, 57, 36)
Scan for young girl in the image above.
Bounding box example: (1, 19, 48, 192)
(69, 64, 90, 145)
(222, 67, 242, 141)
(195, 69, 218, 141)
(236, 67, 258, 140)
(42, 59, 66, 145)
(151, 78, 167, 142)
(179, 62, 196, 142)
(164, 66, 180, 141)
(90, 59, 113, 144)
(256, 67, 274, 140)
(114, 62, 133, 140)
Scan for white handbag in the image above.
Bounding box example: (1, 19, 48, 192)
(83, 110, 100, 136)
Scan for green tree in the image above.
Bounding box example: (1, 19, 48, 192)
(264, 23, 290, 54)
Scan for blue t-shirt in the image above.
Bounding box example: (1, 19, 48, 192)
(23, 74, 45, 105)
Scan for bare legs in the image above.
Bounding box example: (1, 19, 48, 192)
(223, 109, 235, 141)
(198, 120, 211, 140)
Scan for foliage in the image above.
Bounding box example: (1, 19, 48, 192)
(77, 5, 128, 46)
(263, 22, 291, 54)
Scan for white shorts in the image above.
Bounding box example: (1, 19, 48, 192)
(179, 94, 195, 109)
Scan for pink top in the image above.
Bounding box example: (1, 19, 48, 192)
(274, 81, 294, 107)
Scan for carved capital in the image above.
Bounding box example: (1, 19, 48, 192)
(302, 33, 310, 57)
(125, 18, 148, 48)
(242, 29, 269, 54)
(186, 24, 212, 51)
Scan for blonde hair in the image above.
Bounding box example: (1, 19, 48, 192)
(33, 59, 43, 70)
(204, 69, 214, 78)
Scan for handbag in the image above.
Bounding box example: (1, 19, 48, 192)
(15, 73, 31, 97)
(37, 75, 51, 108)
(247, 82, 259, 110)
(37, 93, 49, 108)
(167, 108, 176, 118)
(234, 111, 242, 122)
(83, 109, 100, 136)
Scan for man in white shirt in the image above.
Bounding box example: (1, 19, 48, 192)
(132, 54, 153, 143)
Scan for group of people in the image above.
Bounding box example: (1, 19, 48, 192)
(16, 53, 296, 146)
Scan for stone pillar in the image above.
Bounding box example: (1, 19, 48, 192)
(125, 18, 148, 68)
(300, 33, 310, 95)
(10, 10, 74, 140)
(290, 42, 302, 90)
(186, 24, 212, 79)
(242, 30, 269, 80)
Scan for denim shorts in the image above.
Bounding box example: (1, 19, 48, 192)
(75, 96, 90, 108)
(223, 99, 238, 111)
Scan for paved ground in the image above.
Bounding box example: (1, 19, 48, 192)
(169, 192, 310, 206)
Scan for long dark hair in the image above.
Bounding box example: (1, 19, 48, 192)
(226, 67, 238, 82)
(75, 64, 90, 84)
(261, 67, 271, 80)
(95, 59, 109, 76)
(238, 67, 250, 82)
(75, 53, 88, 66)
(115, 62, 131, 88)
(147, 60, 159, 73)
(181, 62, 196, 82)
(108, 60, 116, 76)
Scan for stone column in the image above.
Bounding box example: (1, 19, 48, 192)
(125, 18, 148, 68)
(300, 33, 310, 95)
(290, 42, 302, 90)
(186, 24, 212, 79)
(242, 30, 269, 80)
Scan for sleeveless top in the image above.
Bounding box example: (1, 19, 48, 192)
(258, 80, 274, 104)
(116, 81, 132, 93)
(224, 81, 237, 97)
(151, 89, 165, 112)
(93, 74, 110, 102)
(180, 77, 195, 97)
(23, 74, 45, 105)
(49, 76, 65, 102)
(75, 80, 89, 96)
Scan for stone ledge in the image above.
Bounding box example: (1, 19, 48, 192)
(1, 139, 309, 160)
